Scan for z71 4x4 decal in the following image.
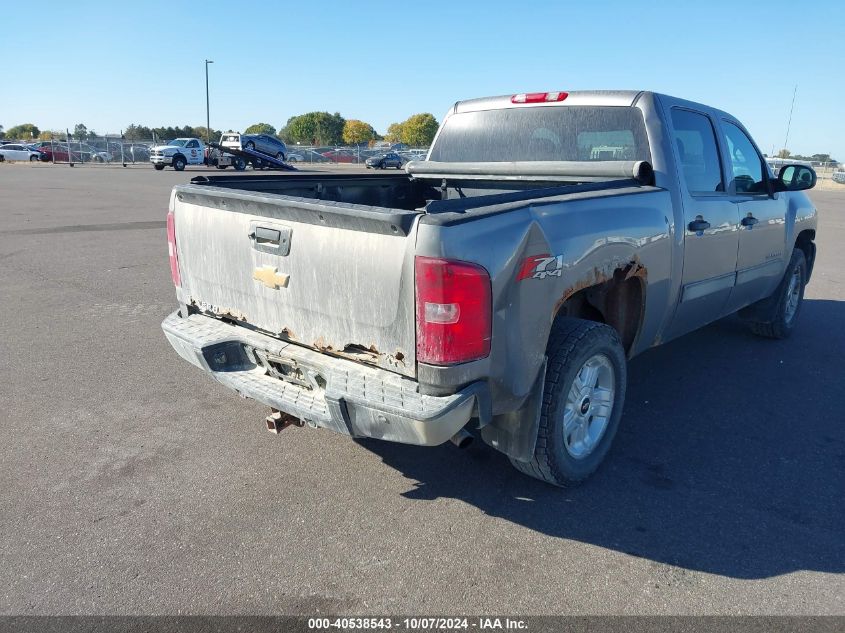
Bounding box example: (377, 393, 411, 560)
(516, 253, 564, 281)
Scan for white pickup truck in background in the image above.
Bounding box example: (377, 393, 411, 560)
(150, 138, 206, 171)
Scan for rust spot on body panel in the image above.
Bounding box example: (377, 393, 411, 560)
(553, 257, 647, 353)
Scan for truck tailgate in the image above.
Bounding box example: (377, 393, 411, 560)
(171, 185, 420, 378)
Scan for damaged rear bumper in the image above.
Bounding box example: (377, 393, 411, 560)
(161, 311, 480, 445)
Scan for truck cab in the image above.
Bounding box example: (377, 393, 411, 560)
(150, 138, 206, 171)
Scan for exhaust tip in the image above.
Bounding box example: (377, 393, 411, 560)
(450, 429, 474, 449)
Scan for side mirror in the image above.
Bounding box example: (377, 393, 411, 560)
(773, 164, 816, 192)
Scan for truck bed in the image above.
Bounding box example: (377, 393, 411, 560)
(174, 169, 657, 381)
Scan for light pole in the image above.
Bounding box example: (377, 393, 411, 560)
(205, 60, 214, 145)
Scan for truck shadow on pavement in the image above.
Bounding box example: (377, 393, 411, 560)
(359, 299, 845, 579)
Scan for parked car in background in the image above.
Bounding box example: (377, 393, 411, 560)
(404, 149, 428, 161)
(38, 143, 70, 163)
(833, 171, 845, 184)
(31, 142, 71, 162)
(76, 143, 112, 162)
(365, 152, 405, 169)
(285, 151, 305, 163)
(221, 133, 287, 160)
(0, 144, 41, 161)
(125, 144, 151, 162)
(297, 149, 331, 163)
(321, 149, 356, 163)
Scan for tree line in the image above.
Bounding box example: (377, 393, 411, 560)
(246, 112, 439, 147)
(772, 149, 838, 164)
(0, 111, 441, 147)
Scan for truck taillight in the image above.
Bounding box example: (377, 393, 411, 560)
(415, 256, 491, 365)
(166, 209, 181, 287)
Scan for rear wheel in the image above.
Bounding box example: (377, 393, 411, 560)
(245, 141, 256, 151)
(510, 319, 627, 487)
(275, 152, 284, 162)
(233, 157, 247, 171)
(745, 248, 807, 339)
(172, 156, 186, 171)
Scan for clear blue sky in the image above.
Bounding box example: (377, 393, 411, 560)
(2, 0, 843, 159)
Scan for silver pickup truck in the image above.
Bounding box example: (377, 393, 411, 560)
(162, 90, 818, 486)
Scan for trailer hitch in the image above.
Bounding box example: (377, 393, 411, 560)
(265, 408, 305, 433)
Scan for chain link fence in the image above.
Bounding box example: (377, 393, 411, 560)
(21, 133, 158, 165)
(8, 133, 430, 168)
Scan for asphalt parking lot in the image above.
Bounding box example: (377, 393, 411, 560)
(1, 164, 843, 616)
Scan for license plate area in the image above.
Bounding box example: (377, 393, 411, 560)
(245, 345, 327, 391)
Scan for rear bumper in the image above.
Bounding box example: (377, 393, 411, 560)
(161, 311, 479, 445)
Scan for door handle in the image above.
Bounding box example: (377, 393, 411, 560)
(688, 215, 711, 232)
(741, 214, 759, 227)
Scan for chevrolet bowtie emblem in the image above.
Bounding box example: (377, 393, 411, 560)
(253, 266, 289, 289)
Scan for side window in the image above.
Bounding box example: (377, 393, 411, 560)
(186, 140, 199, 148)
(670, 109, 724, 195)
(721, 122, 766, 194)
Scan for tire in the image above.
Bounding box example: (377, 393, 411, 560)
(172, 156, 186, 171)
(154, 164, 165, 171)
(276, 152, 284, 162)
(233, 157, 246, 171)
(245, 141, 255, 151)
(746, 248, 807, 339)
(216, 165, 227, 169)
(288, 157, 297, 163)
(510, 319, 627, 487)
(30, 155, 39, 162)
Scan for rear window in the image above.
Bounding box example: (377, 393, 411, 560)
(429, 106, 651, 163)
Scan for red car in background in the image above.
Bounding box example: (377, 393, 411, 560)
(320, 150, 357, 163)
(31, 142, 109, 163)
(31, 142, 71, 162)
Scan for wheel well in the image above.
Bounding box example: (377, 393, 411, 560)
(552, 261, 646, 354)
(795, 229, 815, 266)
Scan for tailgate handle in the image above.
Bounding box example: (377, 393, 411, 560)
(253, 227, 282, 245)
(249, 223, 291, 256)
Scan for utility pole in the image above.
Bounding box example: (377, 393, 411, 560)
(205, 60, 214, 145)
